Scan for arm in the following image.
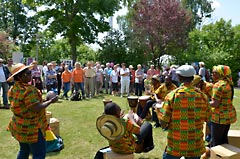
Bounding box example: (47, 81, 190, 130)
(209, 98, 220, 108)
(29, 96, 58, 112)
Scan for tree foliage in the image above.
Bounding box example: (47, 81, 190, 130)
(184, 19, 240, 84)
(36, 0, 122, 64)
(130, 0, 192, 66)
(181, 0, 213, 28)
(0, 31, 15, 59)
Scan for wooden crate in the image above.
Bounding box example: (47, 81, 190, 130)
(49, 117, 60, 136)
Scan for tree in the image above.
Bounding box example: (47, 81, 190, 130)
(36, 0, 123, 64)
(181, 0, 214, 28)
(184, 19, 240, 84)
(98, 30, 128, 65)
(0, 31, 15, 59)
(131, 0, 192, 66)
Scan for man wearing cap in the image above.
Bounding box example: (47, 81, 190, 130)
(0, 58, 11, 108)
(160, 65, 210, 159)
(158, 65, 211, 159)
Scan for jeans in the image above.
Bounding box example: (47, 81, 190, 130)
(163, 152, 200, 159)
(63, 82, 70, 98)
(135, 83, 142, 96)
(0, 82, 9, 105)
(74, 82, 85, 96)
(17, 129, 46, 159)
(210, 122, 230, 147)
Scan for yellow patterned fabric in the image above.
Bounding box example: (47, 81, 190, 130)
(213, 65, 233, 86)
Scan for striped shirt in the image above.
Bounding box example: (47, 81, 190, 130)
(8, 81, 48, 143)
(108, 118, 140, 154)
(211, 80, 237, 124)
(160, 84, 211, 157)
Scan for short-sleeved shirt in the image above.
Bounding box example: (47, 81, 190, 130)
(61, 71, 72, 83)
(72, 68, 84, 83)
(155, 83, 177, 100)
(211, 80, 237, 124)
(201, 81, 213, 99)
(8, 81, 47, 143)
(108, 118, 140, 154)
(45, 69, 57, 85)
(160, 84, 210, 157)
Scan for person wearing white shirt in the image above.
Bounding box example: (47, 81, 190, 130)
(120, 63, 130, 97)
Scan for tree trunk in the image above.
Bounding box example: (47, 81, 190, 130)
(69, 37, 77, 65)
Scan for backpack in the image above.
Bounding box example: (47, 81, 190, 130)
(70, 92, 81, 101)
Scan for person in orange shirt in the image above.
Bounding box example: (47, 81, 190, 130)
(72, 62, 85, 98)
(61, 65, 72, 99)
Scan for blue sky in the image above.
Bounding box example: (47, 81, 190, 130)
(211, 0, 240, 26)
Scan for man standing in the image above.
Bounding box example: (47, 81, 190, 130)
(0, 58, 10, 108)
(84, 61, 96, 98)
(159, 65, 211, 159)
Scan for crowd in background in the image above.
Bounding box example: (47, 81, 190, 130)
(0, 57, 222, 107)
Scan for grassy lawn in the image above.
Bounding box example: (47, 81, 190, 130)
(1, 89, 240, 159)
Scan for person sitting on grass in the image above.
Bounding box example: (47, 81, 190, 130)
(95, 102, 154, 159)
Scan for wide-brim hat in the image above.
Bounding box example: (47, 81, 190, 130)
(151, 75, 161, 82)
(96, 115, 125, 141)
(7, 63, 33, 82)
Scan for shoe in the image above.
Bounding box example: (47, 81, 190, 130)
(120, 95, 123, 98)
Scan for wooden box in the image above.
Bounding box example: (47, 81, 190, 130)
(46, 111, 52, 124)
(210, 144, 240, 159)
(228, 130, 240, 148)
(49, 117, 60, 136)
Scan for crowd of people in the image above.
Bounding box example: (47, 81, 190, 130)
(0, 57, 237, 159)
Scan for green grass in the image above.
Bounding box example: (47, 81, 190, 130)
(1, 89, 240, 159)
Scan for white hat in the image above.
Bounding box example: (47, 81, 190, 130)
(96, 115, 125, 141)
(176, 65, 195, 77)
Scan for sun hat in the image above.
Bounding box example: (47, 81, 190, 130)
(7, 63, 33, 82)
(129, 65, 134, 69)
(176, 65, 196, 77)
(96, 115, 125, 141)
(151, 75, 161, 82)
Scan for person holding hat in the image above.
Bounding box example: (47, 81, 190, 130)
(209, 65, 237, 147)
(95, 102, 154, 158)
(159, 64, 211, 159)
(7, 63, 58, 159)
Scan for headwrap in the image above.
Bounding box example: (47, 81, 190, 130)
(212, 65, 233, 86)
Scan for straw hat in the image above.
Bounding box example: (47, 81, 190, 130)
(7, 63, 33, 82)
(96, 115, 125, 141)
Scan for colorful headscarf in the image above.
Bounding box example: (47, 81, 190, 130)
(212, 65, 233, 86)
